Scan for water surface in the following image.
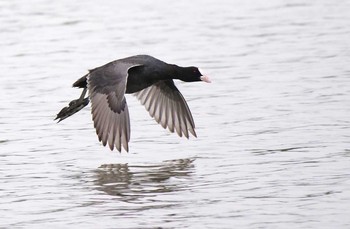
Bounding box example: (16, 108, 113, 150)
(1, 0, 350, 228)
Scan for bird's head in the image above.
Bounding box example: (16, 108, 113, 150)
(181, 66, 211, 83)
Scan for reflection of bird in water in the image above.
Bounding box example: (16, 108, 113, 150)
(93, 158, 195, 201)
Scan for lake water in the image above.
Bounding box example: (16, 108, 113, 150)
(1, 0, 350, 228)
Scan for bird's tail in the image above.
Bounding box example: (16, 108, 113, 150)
(55, 88, 89, 123)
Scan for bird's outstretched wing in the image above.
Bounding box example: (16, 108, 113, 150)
(88, 61, 141, 152)
(134, 80, 196, 138)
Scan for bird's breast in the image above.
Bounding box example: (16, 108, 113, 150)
(125, 74, 154, 94)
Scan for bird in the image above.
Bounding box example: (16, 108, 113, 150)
(55, 55, 210, 152)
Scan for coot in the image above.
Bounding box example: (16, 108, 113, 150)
(55, 55, 210, 152)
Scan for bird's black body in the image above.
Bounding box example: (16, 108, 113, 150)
(56, 55, 209, 152)
(74, 55, 203, 93)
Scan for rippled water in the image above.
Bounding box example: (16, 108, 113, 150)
(1, 0, 350, 228)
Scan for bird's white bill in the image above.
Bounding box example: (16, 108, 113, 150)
(200, 75, 211, 83)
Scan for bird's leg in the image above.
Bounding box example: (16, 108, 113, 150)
(78, 87, 87, 101)
(55, 88, 90, 123)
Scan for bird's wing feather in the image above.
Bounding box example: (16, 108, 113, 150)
(134, 80, 196, 138)
(88, 62, 141, 151)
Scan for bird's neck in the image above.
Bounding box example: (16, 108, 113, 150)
(167, 64, 185, 81)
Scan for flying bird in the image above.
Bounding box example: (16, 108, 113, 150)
(55, 55, 210, 152)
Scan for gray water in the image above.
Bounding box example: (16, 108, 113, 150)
(1, 0, 350, 228)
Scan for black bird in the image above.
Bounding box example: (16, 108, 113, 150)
(55, 55, 211, 152)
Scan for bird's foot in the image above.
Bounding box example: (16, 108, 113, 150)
(55, 97, 89, 123)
